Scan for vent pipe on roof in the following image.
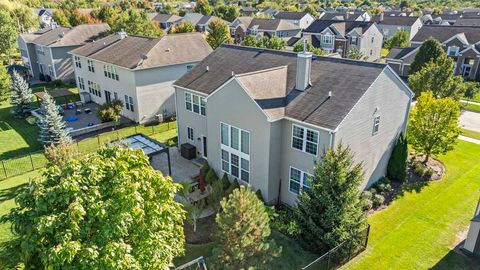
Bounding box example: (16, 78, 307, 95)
(118, 29, 127, 40)
(206, 65, 209, 72)
(296, 40, 312, 91)
(231, 71, 235, 76)
(328, 91, 332, 97)
(380, 13, 384, 21)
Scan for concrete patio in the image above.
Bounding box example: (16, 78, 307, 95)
(151, 146, 201, 184)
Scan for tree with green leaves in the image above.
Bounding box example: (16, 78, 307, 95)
(52, 9, 72, 26)
(387, 132, 408, 182)
(2, 146, 185, 269)
(409, 37, 445, 75)
(0, 9, 18, 64)
(409, 54, 466, 99)
(38, 92, 72, 146)
(112, 9, 163, 37)
(257, 35, 287, 50)
(97, 5, 119, 26)
(409, 92, 460, 162)
(206, 18, 231, 49)
(293, 40, 326, 55)
(214, 5, 239, 22)
(194, 0, 212, 15)
(44, 138, 81, 167)
(10, 71, 33, 117)
(464, 81, 479, 100)
(11, 6, 38, 33)
(169, 22, 196, 34)
(346, 48, 366, 60)
(213, 186, 281, 269)
(303, 4, 318, 16)
(0, 67, 10, 104)
(384, 30, 410, 49)
(241, 35, 258, 47)
(295, 144, 366, 252)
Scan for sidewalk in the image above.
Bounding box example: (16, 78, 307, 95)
(459, 135, 480, 145)
(461, 99, 480, 106)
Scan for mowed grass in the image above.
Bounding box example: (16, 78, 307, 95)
(461, 128, 480, 141)
(463, 93, 480, 103)
(344, 140, 480, 270)
(462, 102, 480, 113)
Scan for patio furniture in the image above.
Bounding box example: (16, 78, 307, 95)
(186, 185, 212, 204)
(87, 122, 94, 127)
(76, 109, 82, 115)
(67, 103, 75, 110)
(66, 115, 78, 122)
(84, 108, 92, 114)
(75, 101, 83, 107)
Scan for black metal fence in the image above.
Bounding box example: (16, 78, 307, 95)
(0, 121, 177, 180)
(302, 224, 371, 270)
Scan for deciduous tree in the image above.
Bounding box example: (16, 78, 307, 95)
(0, 9, 18, 64)
(52, 9, 71, 26)
(169, 22, 195, 34)
(44, 138, 81, 166)
(257, 35, 286, 50)
(303, 4, 318, 16)
(213, 186, 281, 269)
(293, 40, 326, 55)
(295, 144, 367, 252)
(2, 146, 185, 269)
(240, 35, 258, 47)
(194, 0, 212, 15)
(0, 67, 10, 104)
(384, 30, 409, 49)
(214, 5, 239, 22)
(112, 9, 163, 37)
(409, 92, 460, 162)
(410, 37, 445, 74)
(206, 18, 231, 49)
(346, 48, 366, 60)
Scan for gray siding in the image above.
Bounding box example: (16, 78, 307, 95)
(334, 67, 412, 189)
(52, 45, 78, 81)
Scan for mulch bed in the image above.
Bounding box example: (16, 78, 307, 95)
(184, 215, 216, 244)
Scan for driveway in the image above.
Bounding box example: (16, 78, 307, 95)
(459, 111, 480, 132)
(151, 146, 201, 184)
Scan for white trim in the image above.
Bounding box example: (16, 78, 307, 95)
(220, 122, 250, 183)
(442, 34, 469, 46)
(280, 117, 335, 132)
(291, 124, 319, 157)
(186, 126, 194, 142)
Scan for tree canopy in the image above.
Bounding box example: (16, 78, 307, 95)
(112, 9, 163, 37)
(214, 5, 239, 22)
(0, 9, 18, 64)
(169, 22, 195, 34)
(2, 146, 185, 269)
(194, 0, 212, 15)
(0, 66, 11, 104)
(409, 37, 445, 74)
(206, 18, 231, 49)
(293, 41, 326, 56)
(384, 30, 410, 50)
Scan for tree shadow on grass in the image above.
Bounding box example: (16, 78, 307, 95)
(0, 183, 28, 203)
(394, 181, 430, 199)
(0, 238, 22, 269)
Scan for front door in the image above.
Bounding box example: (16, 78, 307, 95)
(202, 136, 207, 159)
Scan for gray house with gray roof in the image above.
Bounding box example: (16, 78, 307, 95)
(173, 44, 413, 206)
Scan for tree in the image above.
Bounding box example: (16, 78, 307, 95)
(194, 0, 212, 15)
(212, 186, 281, 269)
(0, 9, 18, 64)
(11, 6, 38, 33)
(346, 48, 365, 60)
(384, 30, 409, 50)
(387, 132, 408, 182)
(180, 187, 205, 233)
(409, 37, 445, 75)
(208, 179, 226, 213)
(97, 5, 118, 26)
(408, 92, 460, 162)
(112, 9, 163, 37)
(0, 67, 10, 104)
(2, 146, 185, 268)
(97, 99, 123, 124)
(464, 81, 479, 100)
(206, 18, 231, 49)
(293, 40, 326, 55)
(409, 54, 466, 99)
(241, 35, 258, 47)
(257, 35, 286, 50)
(52, 9, 71, 26)
(10, 71, 33, 117)
(169, 22, 195, 34)
(38, 92, 71, 146)
(303, 4, 318, 16)
(295, 144, 366, 252)
(44, 138, 81, 166)
(214, 5, 239, 22)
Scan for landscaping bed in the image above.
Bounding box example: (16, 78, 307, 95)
(184, 215, 216, 244)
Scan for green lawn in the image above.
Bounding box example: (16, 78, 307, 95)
(463, 93, 480, 103)
(462, 102, 480, 113)
(461, 128, 480, 140)
(344, 140, 480, 270)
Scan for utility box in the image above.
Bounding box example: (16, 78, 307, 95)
(181, 143, 196, 160)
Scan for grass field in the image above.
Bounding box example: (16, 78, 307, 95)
(463, 93, 480, 103)
(344, 140, 480, 270)
(461, 128, 480, 141)
(462, 102, 480, 113)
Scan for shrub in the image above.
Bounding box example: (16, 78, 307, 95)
(226, 178, 240, 195)
(44, 139, 81, 166)
(363, 198, 373, 211)
(220, 172, 230, 190)
(201, 162, 210, 175)
(387, 133, 408, 182)
(205, 168, 218, 185)
(270, 207, 300, 237)
(423, 168, 435, 180)
(413, 161, 425, 177)
(374, 178, 392, 195)
(50, 79, 63, 87)
(97, 100, 123, 123)
(255, 189, 264, 203)
(372, 194, 385, 207)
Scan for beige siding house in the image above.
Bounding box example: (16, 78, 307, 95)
(174, 45, 413, 206)
(70, 32, 212, 123)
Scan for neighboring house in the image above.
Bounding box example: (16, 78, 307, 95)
(303, 20, 383, 61)
(152, 13, 183, 30)
(17, 23, 110, 82)
(239, 7, 258, 16)
(36, 8, 54, 27)
(173, 44, 413, 206)
(231, 18, 301, 42)
(70, 32, 212, 124)
(273, 11, 315, 29)
(182, 13, 228, 32)
(259, 7, 278, 17)
(319, 11, 371, 21)
(422, 13, 462, 25)
(383, 11, 415, 17)
(372, 13, 423, 40)
(385, 25, 480, 81)
(454, 17, 480, 27)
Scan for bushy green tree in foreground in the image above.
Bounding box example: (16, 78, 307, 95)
(213, 185, 281, 269)
(410, 37, 445, 75)
(2, 147, 185, 269)
(295, 144, 366, 252)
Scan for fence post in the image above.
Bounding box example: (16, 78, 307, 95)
(151, 125, 154, 134)
(97, 135, 101, 147)
(1, 160, 7, 178)
(364, 224, 371, 248)
(29, 154, 35, 170)
(326, 251, 331, 270)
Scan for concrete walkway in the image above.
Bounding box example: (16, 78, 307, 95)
(459, 135, 480, 145)
(459, 111, 480, 132)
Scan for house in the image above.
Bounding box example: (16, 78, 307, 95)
(385, 25, 480, 80)
(239, 7, 258, 16)
(69, 32, 212, 124)
(173, 44, 413, 206)
(372, 13, 423, 40)
(182, 13, 228, 32)
(36, 8, 54, 27)
(152, 13, 183, 30)
(303, 20, 383, 61)
(273, 11, 315, 29)
(454, 17, 480, 27)
(319, 11, 371, 22)
(230, 18, 301, 42)
(462, 195, 480, 257)
(17, 23, 110, 82)
(421, 13, 462, 25)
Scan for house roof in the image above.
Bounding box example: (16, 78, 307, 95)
(304, 20, 375, 35)
(182, 13, 205, 25)
(372, 16, 420, 26)
(320, 11, 366, 21)
(248, 19, 300, 31)
(411, 25, 480, 43)
(70, 32, 212, 70)
(30, 24, 110, 47)
(37, 9, 52, 16)
(152, 13, 182, 23)
(175, 44, 386, 129)
(274, 11, 309, 20)
(385, 46, 416, 59)
(454, 18, 480, 27)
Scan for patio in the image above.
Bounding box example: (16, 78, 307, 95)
(62, 102, 103, 130)
(151, 146, 201, 184)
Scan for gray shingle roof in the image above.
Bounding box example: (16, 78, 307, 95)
(71, 32, 212, 70)
(411, 25, 480, 43)
(248, 19, 300, 31)
(152, 13, 182, 23)
(31, 24, 110, 47)
(175, 45, 386, 129)
(385, 46, 416, 59)
(372, 16, 420, 26)
(304, 20, 374, 35)
(320, 12, 366, 21)
(275, 11, 309, 20)
(454, 18, 480, 27)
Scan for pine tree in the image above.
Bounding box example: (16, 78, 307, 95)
(295, 144, 366, 252)
(387, 132, 408, 182)
(212, 186, 281, 269)
(10, 70, 33, 117)
(38, 92, 71, 146)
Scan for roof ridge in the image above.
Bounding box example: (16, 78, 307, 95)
(235, 65, 287, 77)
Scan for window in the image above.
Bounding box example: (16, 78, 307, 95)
(447, 46, 459, 56)
(114, 92, 118, 100)
(105, 90, 112, 103)
(104, 65, 119, 80)
(350, 36, 358, 45)
(77, 76, 85, 90)
(373, 116, 380, 135)
(36, 45, 45, 55)
(371, 36, 375, 43)
(370, 49, 373, 55)
(74, 56, 81, 68)
(289, 167, 312, 195)
(125, 95, 134, 112)
(48, 66, 54, 77)
(87, 60, 95, 72)
(87, 81, 101, 97)
(187, 126, 194, 141)
(322, 34, 333, 44)
(185, 92, 206, 116)
(186, 64, 194, 72)
(220, 122, 250, 183)
(292, 124, 319, 155)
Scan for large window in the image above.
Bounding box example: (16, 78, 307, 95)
(87, 59, 95, 72)
(77, 76, 85, 90)
(87, 81, 101, 97)
(292, 124, 319, 155)
(350, 36, 358, 45)
(104, 65, 119, 80)
(74, 56, 81, 68)
(221, 123, 250, 183)
(289, 167, 312, 195)
(125, 95, 134, 112)
(322, 34, 334, 44)
(185, 92, 206, 116)
(36, 45, 45, 55)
